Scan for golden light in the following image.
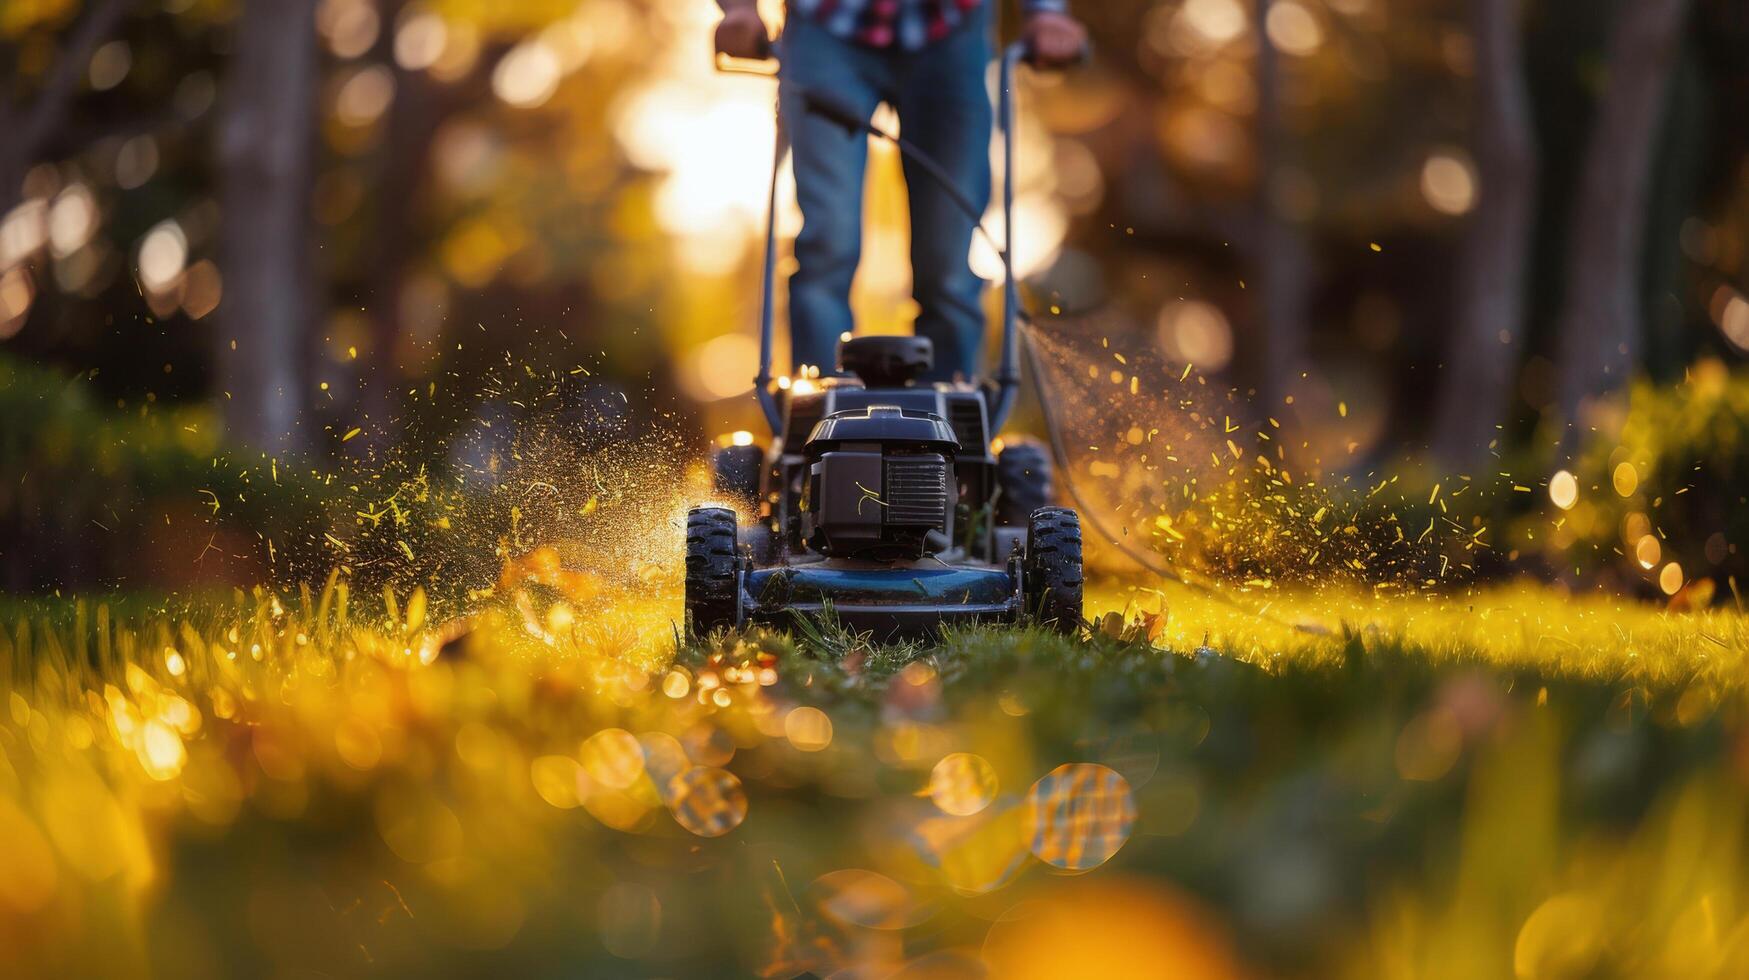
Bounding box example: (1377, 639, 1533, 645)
(970, 194, 1068, 281)
(667, 766, 748, 837)
(429, 19, 479, 81)
(1178, 0, 1249, 46)
(1, 198, 47, 268)
(540, 17, 597, 73)
(982, 879, 1247, 980)
(927, 752, 998, 817)
(784, 706, 833, 752)
(334, 718, 382, 771)
(493, 40, 562, 108)
(1612, 461, 1639, 498)
(89, 40, 131, 91)
(1548, 470, 1578, 511)
(1265, 0, 1324, 56)
(181, 260, 223, 320)
(1712, 286, 1749, 353)
(48, 183, 97, 258)
(1634, 535, 1661, 570)
(0, 266, 34, 338)
(580, 729, 647, 789)
(1514, 892, 1605, 980)
(139, 720, 187, 781)
(318, 0, 380, 59)
(731, 430, 755, 447)
(662, 669, 691, 698)
(1420, 150, 1477, 216)
(1023, 763, 1136, 871)
(1659, 562, 1684, 596)
(394, 8, 449, 71)
(336, 65, 395, 127)
(680, 332, 760, 401)
(616, 72, 785, 244)
(1156, 300, 1234, 372)
(137, 220, 187, 293)
(1160, 105, 1249, 173)
(531, 755, 586, 809)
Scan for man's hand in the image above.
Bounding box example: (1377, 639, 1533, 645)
(1022, 11, 1088, 69)
(714, 5, 771, 61)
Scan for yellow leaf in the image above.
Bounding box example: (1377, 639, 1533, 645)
(405, 587, 427, 634)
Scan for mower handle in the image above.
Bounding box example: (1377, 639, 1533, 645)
(741, 35, 1088, 437)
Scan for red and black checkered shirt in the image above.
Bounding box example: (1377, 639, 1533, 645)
(788, 0, 1068, 50)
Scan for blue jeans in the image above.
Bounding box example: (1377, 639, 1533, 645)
(779, 7, 992, 382)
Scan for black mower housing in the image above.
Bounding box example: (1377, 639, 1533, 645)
(800, 405, 958, 561)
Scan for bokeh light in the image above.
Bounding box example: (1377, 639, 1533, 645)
(1024, 763, 1136, 871)
(927, 752, 999, 817)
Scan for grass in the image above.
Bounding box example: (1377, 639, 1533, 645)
(0, 573, 1746, 978)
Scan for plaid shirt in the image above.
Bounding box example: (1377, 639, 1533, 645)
(788, 0, 1069, 50)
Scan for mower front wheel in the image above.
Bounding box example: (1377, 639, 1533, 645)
(1024, 506, 1083, 633)
(685, 507, 741, 639)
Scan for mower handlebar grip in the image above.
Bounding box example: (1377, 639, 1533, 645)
(713, 50, 778, 76)
(1009, 39, 1092, 70)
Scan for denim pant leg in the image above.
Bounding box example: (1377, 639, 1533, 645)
(779, 19, 887, 375)
(895, 10, 993, 382)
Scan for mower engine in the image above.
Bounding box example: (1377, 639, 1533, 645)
(800, 405, 957, 562)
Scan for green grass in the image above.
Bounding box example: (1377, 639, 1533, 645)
(2, 575, 1746, 977)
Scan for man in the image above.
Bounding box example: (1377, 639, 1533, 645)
(715, 0, 1086, 382)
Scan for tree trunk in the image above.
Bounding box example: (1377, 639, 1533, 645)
(1252, 0, 1310, 415)
(1551, 0, 1691, 451)
(215, 0, 319, 454)
(351, 57, 446, 455)
(1429, 0, 1537, 471)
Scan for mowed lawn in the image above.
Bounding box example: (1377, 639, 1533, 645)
(1, 577, 1746, 978)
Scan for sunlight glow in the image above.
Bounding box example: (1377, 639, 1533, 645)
(1548, 470, 1578, 511)
(137, 220, 187, 293)
(493, 40, 562, 108)
(394, 9, 448, 71)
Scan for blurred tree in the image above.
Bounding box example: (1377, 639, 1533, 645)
(216, 0, 320, 453)
(1430, 0, 1536, 470)
(0, 0, 133, 217)
(1251, 0, 1309, 415)
(1551, 0, 1693, 449)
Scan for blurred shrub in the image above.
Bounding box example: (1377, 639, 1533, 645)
(0, 355, 328, 592)
(1539, 359, 1747, 602)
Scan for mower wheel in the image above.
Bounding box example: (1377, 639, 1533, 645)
(1024, 506, 1083, 633)
(995, 439, 1054, 527)
(685, 507, 741, 638)
(711, 443, 764, 503)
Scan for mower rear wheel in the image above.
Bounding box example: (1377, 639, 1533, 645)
(710, 443, 764, 503)
(685, 507, 741, 639)
(1024, 506, 1083, 633)
(995, 439, 1054, 527)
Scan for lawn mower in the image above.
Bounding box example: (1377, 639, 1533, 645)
(685, 43, 1082, 642)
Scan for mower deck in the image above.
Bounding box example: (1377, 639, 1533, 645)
(740, 559, 1022, 638)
